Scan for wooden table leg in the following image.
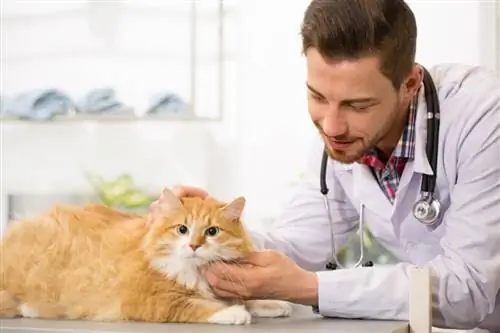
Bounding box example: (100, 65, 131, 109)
(409, 266, 432, 333)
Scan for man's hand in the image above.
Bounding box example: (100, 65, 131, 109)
(171, 185, 209, 198)
(148, 185, 209, 226)
(202, 250, 319, 306)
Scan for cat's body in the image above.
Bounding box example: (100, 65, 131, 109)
(0, 191, 291, 325)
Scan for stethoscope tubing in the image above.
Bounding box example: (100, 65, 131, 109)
(319, 66, 441, 269)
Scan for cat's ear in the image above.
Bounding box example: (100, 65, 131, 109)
(155, 187, 182, 214)
(220, 196, 246, 221)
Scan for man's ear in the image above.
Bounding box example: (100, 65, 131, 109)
(220, 196, 246, 221)
(402, 65, 423, 99)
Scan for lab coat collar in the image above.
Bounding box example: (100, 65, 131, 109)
(393, 84, 435, 203)
(412, 83, 434, 176)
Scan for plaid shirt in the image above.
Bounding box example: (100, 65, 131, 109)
(358, 93, 419, 203)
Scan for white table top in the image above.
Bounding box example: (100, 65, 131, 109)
(1, 304, 409, 333)
(0, 304, 465, 333)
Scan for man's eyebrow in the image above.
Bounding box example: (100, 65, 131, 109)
(306, 83, 378, 104)
(306, 83, 324, 97)
(342, 97, 379, 104)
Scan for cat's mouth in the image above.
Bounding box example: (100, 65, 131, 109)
(179, 245, 243, 266)
(183, 251, 216, 264)
(186, 253, 235, 266)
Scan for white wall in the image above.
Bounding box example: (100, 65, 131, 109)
(229, 0, 314, 223)
(233, 0, 500, 223)
(1, 0, 498, 232)
(408, 0, 499, 72)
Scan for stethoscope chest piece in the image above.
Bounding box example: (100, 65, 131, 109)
(412, 194, 441, 226)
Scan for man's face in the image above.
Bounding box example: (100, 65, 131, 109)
(306, 48, 412, 164)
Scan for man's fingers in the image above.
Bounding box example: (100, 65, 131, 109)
(204, 263, 251, 298)
(210, 288, 241, 299)
(237, 250, 278, 266)
(205, 262, 245, 284)
(149, 186, 208, 227)
(237, 252, 261, 265)
(172, 185, 209, 199)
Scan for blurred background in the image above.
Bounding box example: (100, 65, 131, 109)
(1, 0, 499, 264)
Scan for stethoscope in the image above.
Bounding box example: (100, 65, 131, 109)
(319, 66, 441, 270)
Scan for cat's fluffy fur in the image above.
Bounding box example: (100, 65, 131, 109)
(0, 188, 291, 325)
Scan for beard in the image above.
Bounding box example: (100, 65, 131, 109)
(313, 112, 399, 164)
(320, 130, 373, 164)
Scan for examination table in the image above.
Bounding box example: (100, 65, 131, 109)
(0, 304, 463, 333)
(0, 268, 464, 333)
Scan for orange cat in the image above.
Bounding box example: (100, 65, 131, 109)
(0, 187, 291, 324)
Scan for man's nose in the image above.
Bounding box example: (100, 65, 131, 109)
(321, 111, 347, 138)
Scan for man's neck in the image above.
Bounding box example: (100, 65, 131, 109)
(376, 102, 411, 157)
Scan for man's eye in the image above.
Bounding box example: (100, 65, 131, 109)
(311, 94, 327, 103)
(347, 104, 372, 111)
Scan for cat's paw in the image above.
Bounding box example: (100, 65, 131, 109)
(246, 300, 292, 318)
(207, 305, 252, 325)
(19, 304, 39, 318)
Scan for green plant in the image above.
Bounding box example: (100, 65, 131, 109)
(85, 173, 154, 210)
(336, 226, 374, 262)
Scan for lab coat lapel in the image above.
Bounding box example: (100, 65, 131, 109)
(352, 163, 393, 221)
(391, 85, 435, 234)
(349, 80, 437, 228)
(395, 85, 434, 198)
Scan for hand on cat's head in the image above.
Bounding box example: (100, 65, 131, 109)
(144, 187, 252, 266)
(171, 185, 209, 199)
(148, 186, 215, 224)
(148, 185, 208, 225)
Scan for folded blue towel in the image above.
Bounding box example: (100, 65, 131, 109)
(1, 89, 74, 120)
(76, 88, 130, 114)
(145, 92, 190, 115)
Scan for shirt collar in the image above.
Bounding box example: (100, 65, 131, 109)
(358, 89, 420, 167)
(392, 91, 419, 159)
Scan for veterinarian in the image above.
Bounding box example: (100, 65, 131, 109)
(152, 0, 500, 332)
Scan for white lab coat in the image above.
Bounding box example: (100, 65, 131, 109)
(248, 63, 500, 332)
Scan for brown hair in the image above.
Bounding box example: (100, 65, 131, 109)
(300, 0, 417, 89)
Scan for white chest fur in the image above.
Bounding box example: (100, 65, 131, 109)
(151, 256, 213, 297)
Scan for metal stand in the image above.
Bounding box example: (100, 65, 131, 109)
(325, 260, 374, 270)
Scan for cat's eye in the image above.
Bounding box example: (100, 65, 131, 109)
(205, 227, 219, 237)
(177, 225, 189, 235)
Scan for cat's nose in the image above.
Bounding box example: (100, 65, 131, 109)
(189, 244, 201, 252)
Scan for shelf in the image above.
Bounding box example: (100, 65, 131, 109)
(1, 2, 235, 24)
(0, 113, 222, 123)
(1, 50, 235, 64)
(1, 0, 231, 123)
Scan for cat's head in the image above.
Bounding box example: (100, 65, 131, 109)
(143, 188, 253, 268)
